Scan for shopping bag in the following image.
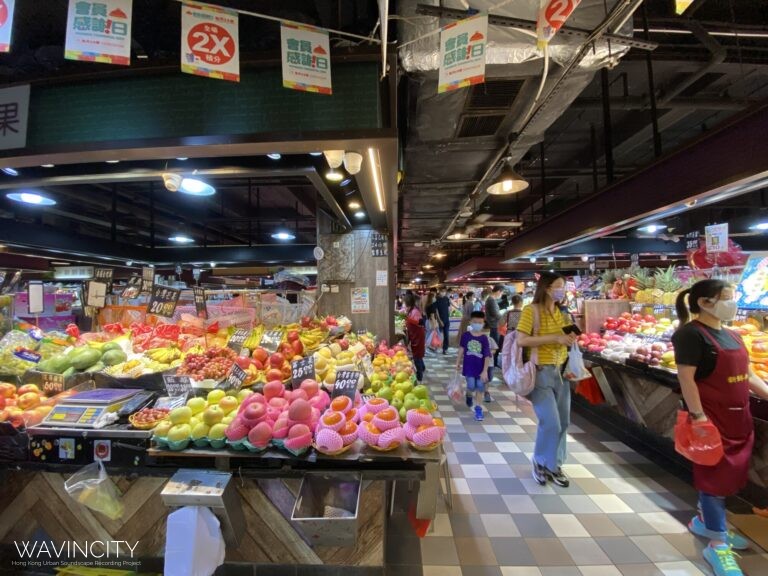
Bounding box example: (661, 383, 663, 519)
(674, 410, 724, 466)
(64, 460, 125, 519)
(564, 345, 591, 381)
(429, 329, 443, 350)
(447, 371, 464, 403)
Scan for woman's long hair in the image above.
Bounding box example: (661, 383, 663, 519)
(532, 271, 565, 305)
(675, 279, 729, 326)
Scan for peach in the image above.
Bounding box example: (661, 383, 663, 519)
(300, 379, 319, 398)
(248, 422, 273, 448)
(288, 399, 311, 423)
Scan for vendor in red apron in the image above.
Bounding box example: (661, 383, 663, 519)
(672, 279, 768, 576)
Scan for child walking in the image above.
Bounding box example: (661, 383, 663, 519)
(403, 292, 426, 381)
(457, 311, 492, 421)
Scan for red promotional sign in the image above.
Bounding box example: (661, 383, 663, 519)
(186, 22, 235, 66)
(537, 0, 582, 48)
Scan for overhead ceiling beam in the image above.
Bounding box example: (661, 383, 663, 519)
(570, 96, 751, 111)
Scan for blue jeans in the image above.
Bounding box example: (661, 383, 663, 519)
(465, 376, 485, 393)
(529, 365, 571, 471)
(699, 492, 728, 540)
(414, 357, 425, 382)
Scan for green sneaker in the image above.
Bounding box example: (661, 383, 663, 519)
(689, 515, 750, 550)
(703, 544, 743, 576)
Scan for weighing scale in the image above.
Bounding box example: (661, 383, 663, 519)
(41, 388, 143, 429)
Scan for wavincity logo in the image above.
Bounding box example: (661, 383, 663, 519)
(12, 540, 139, 564)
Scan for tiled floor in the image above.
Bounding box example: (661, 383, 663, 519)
(386, 350, 768, 576)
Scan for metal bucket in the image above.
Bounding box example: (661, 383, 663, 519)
(291, 472, 361, 547)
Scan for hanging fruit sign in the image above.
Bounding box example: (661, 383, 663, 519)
(537, 0, 583, 48)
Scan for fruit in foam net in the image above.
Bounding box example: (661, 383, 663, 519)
(373, 407, 400, 431)
(413, 424, 443, 447)
(406, 408, 433, 427)
(300, 379, 319, 398)
(358, 422, 383, 446)
(284, 423, 313, 451)
(340, 421, 358, 445)
(319, 410, 345, 432)
(315, 428, 344, 453)
(330, 395, 353, 414)
(378, 427, 405, 449)
(264, 381, 285, 400)
(225, 418, 249, 441)
(241, 403, 267, 427)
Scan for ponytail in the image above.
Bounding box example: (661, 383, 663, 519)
(676, 289, 692, 326)
(675, 279, 730, 330)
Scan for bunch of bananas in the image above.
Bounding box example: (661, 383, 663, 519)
(145, 347, 182, 363)
(243, 325, 265, 350)
(105, 358, 144, 378)
(299, 328, 327, 352)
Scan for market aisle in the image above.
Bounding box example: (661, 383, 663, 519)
(386, 351, 768, 576)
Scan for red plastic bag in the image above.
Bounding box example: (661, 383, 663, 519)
(429, 329, 443, 350)
(674, 411, 724, 466)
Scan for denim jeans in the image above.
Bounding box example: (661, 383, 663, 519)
(414, 357, 425, 382)
(699, 492, 728, 540)
(440, 318, 450, 352)
(489, 327, 500, 366)
(529, 365, 571, 471)
(465, 376, 485, 393)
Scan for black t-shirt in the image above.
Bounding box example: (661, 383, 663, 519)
(671, 322, 744, 381)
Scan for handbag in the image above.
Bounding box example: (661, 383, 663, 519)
(674, 410, 724, 466)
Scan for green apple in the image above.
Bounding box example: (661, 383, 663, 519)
(168, 423, 192, 442)
(169, 406, 192, 425)
(371, 380, 383, 393)
(419, 398, 435, 412)
(237, 389, 254, 403)
(202, 405, 225, 426)
(399, 406, 407, 422)
(222, 415, 235, 425)
(403, 394, 421, 411)
(186, 397, 207, 415)
(394, 390, 405, 402)
(209, 423, 227, 440)
(412, 385, 429, 400)
(191, 422, 210, 440)
(153, 420, 172, 437)
(391, 397, 404, 411)
(207, 389, 226, 405)
(219, 395, 239, 414)
(376, 386, 394, 402)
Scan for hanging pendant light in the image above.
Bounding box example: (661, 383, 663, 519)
(486, 166, 529, 195)
(323, 150, 345, 169)
(343, 152, 363, 175)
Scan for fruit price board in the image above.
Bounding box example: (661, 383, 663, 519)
(332, 370, 361, 401)
(291, 356, 315, 388)
(163, 374, 192, 398)
(146, 286, 181, 318)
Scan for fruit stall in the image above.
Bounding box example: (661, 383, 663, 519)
(0, 296, 448, 571)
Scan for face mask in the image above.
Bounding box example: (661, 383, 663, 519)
(708, 299, 738, 322)
(470, 323, 484, 332)
(551, 288, 566, 302)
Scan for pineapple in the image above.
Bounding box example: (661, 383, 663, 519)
(654, 266, 682, 306)
(631, 268, 653, 303)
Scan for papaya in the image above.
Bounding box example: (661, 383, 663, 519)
(62, 366, 76, 378)
(102, 342, 123, 353)
(85, 362, 105, 373)
(101, 349, 127, 366)
(70, 348, 103, 370)
(36, 359, 54, 373)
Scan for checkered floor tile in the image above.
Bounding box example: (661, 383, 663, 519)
(385, 351, 768, 576)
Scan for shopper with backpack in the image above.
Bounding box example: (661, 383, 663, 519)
(516, 272, 577, 487)
(456, 311, 493, 421)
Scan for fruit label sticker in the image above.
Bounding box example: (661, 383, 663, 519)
(146, 285, 181, 318)
(227, 329, 250, 353)
(163, 374, 192, 398)
(332, 370, 360, 402)
(192, 286, 208, 319)
(220, 364, 246, 392)
(121, 276, 141, 299)
(260, 330, 283, 353)
(291, 356, 315, 388)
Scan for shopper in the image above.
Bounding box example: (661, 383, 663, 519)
(516, 272, 577, 487)
(672, 279, 768, 576)
(424, 290, 438, 336)
(475, 290, 487, 312)
(456, 311, 492, 421)
(505, 294, 524, 332)
(403, 292, 426, 382)
(435, 287, 452, 354)
(485, 285, 506, 367)
(457, 291, 475, 343)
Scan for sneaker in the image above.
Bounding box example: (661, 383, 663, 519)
(703, 544, 743, 576)
(483, 391, 492, 403)
(689, 516, 750, 551)
(546, 467, 570, 488)
(466, 395, 473, 408)
(474, 406, 484, 421)
(532, 460, 547, 485)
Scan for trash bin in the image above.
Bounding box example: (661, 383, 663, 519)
(291, 472, 361, 547)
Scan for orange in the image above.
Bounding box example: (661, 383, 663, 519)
(377, 408, 397, 421)
(322, 412, 344, 426)
(341, 421, 357, 435)
(362, 412, 374, 423)
(331, 396, 352, 412)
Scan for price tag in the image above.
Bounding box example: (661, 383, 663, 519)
(332, 370, 361, 402)
(86, 280, 108, 308)
(28, 280, 44, 314)
(141, 267, 154, 295)
(146, 285, 181, 318)
(219, 364, 247, 392)
(94, 268, 114, 293)
(23, 371, 65, 395)
(291, 356, 315, 388)
(192, 286, 208, 319)
(121, 276, 142, 299)
(227, 329, 250, 353)
(260, 330, 283, 353)
(163, 374, 192, 398)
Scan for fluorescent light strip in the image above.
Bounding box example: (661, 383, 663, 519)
(633, 27, 768, 39)
(367, 148, 385, 212)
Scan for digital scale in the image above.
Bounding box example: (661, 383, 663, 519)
(41, 388, 142, 429)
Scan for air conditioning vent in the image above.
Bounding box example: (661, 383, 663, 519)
(456, 114, 505, 138)
(466, 79, 525, 110)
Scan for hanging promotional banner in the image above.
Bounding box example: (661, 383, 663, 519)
(675, 1, 694, 15)
(0, 84, 29, 150)
(0, 0, 16, 53)
(65, 0, 132, 65)
(437, 13, 488, 94)
(280, 23, 332, 95)
(705, 223, 729, 254)
(181, 2, 240, 82)
(536, 0, 583, 49)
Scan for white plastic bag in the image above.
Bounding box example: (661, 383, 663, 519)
(564, 345, 590, 381)
(447, 371, 464, 403)
(64, 460, 124, 520)
(165, 506, 226, 576)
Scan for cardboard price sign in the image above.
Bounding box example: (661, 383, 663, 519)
(121, 276, 142, 299)
(86, 280, 108, 308)
(192, 286, 208, 319)
(219, 364, 247, 392)
(94, 268, 114, 292)
(361, 356, 374, 380)
(141, 267, 154, 295)
(163, 375, 192, 398)
(227, 329, 250, 353)
(332, 370, 361, 402)
(260, 330, 283, 353)
(24, 371, 65, 395)
(146, 285, 181, 318)
(291, 356, 315, 388)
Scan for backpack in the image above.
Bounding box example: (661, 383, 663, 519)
(501, 305, 540, 397)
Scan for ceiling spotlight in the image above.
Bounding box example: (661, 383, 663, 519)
(169, 235, 194, 244)
(354, 211, 366, 219)
(547, 256, 554, 263)
(459, 207, 473, 218)
(447, 232, 467, 240)
(323, 150, 345, 169)
(529, 257, 537, 263)
(749, 222, 768, 231)
(271, 230, 296, 241)
(325, 170, 344, 182)
(487, 166, 529, 195)
(210, 262, 216, 268)
(309, 152, 323, 156)
(433, 252, 446, 259)
(6, 191, 57, 206)
(180, 177, 216, 196)
(176, 157, 188, 161)
(341, 178, 352, 187)
(106, 160, 120, 164)
(126, 260, 134, 266)
(343, 151, 363, 175)
(424, 264, 434, 269)
(267, 153, 282, 160)
(581, 255, 590, 262)
(41, 164, 55, 168)
(414, 277, 421, 282)
(638, 224, 665, 234)
(2, 167, 19, 176)
(348, 201, 361, 210)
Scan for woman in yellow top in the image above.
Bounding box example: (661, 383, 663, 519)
(517, 272, 577, 487)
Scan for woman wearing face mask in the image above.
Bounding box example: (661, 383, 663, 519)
(672, 280, 768, 576)
(516, 272, 577, 488)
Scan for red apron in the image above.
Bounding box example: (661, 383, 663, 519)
(692, 322, 754, 496)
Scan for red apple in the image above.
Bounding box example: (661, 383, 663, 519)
(235, 357, 251, 370)
(287, 330, 300, 343)
(251, 359, 264, 371)
(17, 384, 40, 396)
(253, 348, 269, 364)
(270, 353, 285, 368)
(0, 383, 16, 398)
(266, 369, 284, 383)
(291, 340, 304, 356)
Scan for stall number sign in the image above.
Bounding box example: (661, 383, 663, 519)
(141, 267, 154, 294)
(291, 356, 315, 388)
(94, 268, 114, 292)
(163, 374, 192, 398)
(227, 329, 250, 353)
(147, 285, 181, 318)
(192, 286, 208, 319)
(260, 330, 283, 353)
(121, 276, 141, 299)
(332, 370, 360, 402)
(219, 364, 246, 392)
(371, 232, 388, 257)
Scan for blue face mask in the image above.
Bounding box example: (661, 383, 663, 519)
(552, 288, 566, 302)
(470, 322, 484, 332)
